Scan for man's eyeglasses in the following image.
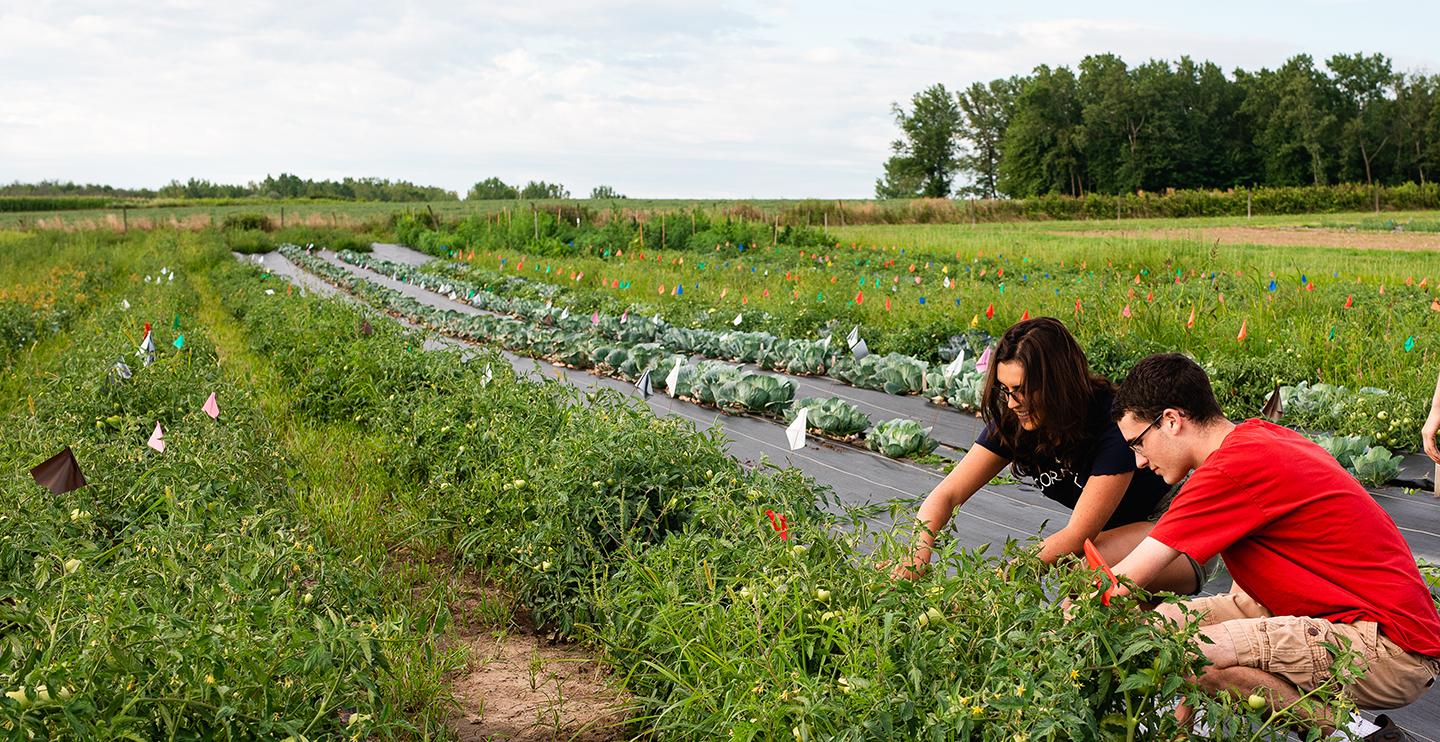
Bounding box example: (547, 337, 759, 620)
(1126, 412, 1165, 452)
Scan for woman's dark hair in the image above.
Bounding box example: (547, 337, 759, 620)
(1111, 353, 1226, 424)
(981, 317, 1112, 473)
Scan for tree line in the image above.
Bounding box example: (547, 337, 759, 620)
(878, 52, 1440, 199)
(1, 175, 459, 202)
(467, 177, 627, 200)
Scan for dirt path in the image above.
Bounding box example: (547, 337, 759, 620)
(1058, 225, 1440, 251)
(447, 580, 629, 742)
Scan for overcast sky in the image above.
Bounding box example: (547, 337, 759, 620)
(3, 1, 1437, 198)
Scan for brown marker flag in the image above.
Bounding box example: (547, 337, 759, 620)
(1261, 384, 1284, 422)
(30, 447, 87, 494)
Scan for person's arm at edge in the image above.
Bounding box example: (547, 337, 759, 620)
(1037, 471, 1132, 564)
(1422, 368, 1440, 464)
(1108, 536, 1182, 598)
(895, 444, 1009, 578)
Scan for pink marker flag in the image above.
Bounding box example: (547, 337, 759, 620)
(148, 422, 166, 453)
(976, 346, 994, 374)
(202, 392, 220, 419)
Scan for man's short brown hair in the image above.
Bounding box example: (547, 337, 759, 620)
(1111, 353, 1226, 424)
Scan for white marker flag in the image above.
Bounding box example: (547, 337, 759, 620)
(147, 422, 166, 453)
(665, 357, 683, 398)
(944, 350, 967, 380)
(786, 408, 808, 450)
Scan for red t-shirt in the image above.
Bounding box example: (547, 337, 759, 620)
(1150, 419, 1440, 657)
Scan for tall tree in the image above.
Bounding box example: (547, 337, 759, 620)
(468, 177, 519, 200)
(874, 154, 924, 199)
(999, 65, 1085, 197)
(1328, 52, 1399, 187)
(881, 84, 963, 198)
(955, 77, 1021, 199)
(1393, 73, 1440, 185)
(520, 180, 570, 199)
(589, 184, 626, 199)
(1242, 55, 1341, 185)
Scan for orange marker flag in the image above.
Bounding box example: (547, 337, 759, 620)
(1237, 318, 1248, 342)
(1133, 274, 1141, 285)
(1343, 295, 1353, 309)
(1146, 291, 1153, 303)
(1084, 539, 1119, 606)
(856, 290, 864, 304)
(1074, 299, 1083, 314)
(1431, 298, 1440, 312)
(884, 297, 891, 311)
(1020, 309, 1030, 322)
(985, 303, 995, 319)
(1186, 306, 1196, 328)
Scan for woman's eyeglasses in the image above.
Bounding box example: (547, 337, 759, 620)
(996, 383, 1024, 404)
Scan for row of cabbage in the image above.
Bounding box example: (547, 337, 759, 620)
(317, 247, 1415, 486)
(283, 246, 945, 459)
(334, 249, 992, 411)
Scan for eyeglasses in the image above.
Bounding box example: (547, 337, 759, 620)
(996, 383, 1024, 404)
(1125, 412, 1165, 452)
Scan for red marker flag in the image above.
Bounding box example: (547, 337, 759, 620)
(764, 509, 789, 541)
(985, 303, 995, 319)
(1020, 309, 1029, 322)
(1343, 295, 1353, 309)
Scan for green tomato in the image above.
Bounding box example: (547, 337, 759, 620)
(1246, 693, 1266, 710)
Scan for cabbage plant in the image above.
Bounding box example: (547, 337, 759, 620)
(866, 418, 940, 458)
(787, 397, 870, 437)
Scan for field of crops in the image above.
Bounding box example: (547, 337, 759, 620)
(383, 215, 1440, 460)
(3, 221, 1438, 739)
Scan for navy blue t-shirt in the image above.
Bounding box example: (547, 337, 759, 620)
(974, 389, 1169, 529)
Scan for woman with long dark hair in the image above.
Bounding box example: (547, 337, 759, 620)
(894, 317, 1210, 593)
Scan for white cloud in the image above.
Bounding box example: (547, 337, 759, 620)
(2, 1, 1437, 197)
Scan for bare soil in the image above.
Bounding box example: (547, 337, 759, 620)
(446, 580, 630, 742)
(1058, 225, 1440, 251)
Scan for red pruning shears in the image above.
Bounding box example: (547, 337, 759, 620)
(1084, 538, 1119, 606)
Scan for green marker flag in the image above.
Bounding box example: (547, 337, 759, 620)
(1405, 336, 1416, 352)
(173, 334, 185, 350)
(1329, 326, 1337, 342)
(172, 313, 180, 330)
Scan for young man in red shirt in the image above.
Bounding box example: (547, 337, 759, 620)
(1107, 353, 1440, 736)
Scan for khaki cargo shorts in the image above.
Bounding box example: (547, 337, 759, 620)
(1172, 586, 1440, 709)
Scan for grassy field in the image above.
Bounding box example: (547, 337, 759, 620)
(3, 222, 1420, 738)
(387, 213, 1439, 451)
(5, 192, 1440, 234)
